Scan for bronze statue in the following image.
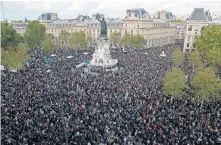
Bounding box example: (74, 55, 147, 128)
(96, 13, 107, 38)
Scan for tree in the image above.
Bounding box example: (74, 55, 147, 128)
(132, 35, 146, 48)
(176, 18, 184, 22)
(120, 34, 146, 48)
(69, 31, 87, 49)
(120, 33, 133, 47)
(1, 43, 30, 69)
(195, 24, 221, 68)
(187, 49, 204, 72)
(24, 20, 46, 48)
(171, 48, 184, 66)
(191, 67, 221, 102)
(163, 67, 186, 98)
(41, 34, 54, 55)
(110, 32, 121, 46)
(55, 41, 62, 48)
(60, 30, 70, 48)
(1, 22, 22, 50)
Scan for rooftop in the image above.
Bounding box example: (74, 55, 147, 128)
(189, 8, 212, 21)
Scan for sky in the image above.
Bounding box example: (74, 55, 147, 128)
(1, 0, 221, 21)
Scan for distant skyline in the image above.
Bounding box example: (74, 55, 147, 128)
(1, 0, 221, 21)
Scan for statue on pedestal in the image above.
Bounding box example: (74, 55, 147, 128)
(96, 13, 107, 38)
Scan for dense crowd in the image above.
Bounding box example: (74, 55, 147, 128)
(1, 45, 221, 145)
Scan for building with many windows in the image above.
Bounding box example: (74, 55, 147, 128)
(122, 8, 177, 48)
(10, 21, 28, 36)
(44, 8, 177, 48)
(183, 8, 212, 53)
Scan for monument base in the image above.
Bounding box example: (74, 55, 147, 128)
(90, 39, 118, 68)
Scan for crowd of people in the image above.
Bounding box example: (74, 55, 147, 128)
(1, 44, 221, 145)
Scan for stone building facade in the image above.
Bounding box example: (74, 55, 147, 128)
(10, 21, 28, 36)
(183, 8, 212, 53)
(122, 8, 177, 48)
(15, 8, 178, 48)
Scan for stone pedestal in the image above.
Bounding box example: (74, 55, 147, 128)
(90, 38, 118, 67)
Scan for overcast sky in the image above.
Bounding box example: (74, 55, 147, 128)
(1, 0, 221, 21)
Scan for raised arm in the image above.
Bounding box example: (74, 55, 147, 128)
(96, 13, 102, 22)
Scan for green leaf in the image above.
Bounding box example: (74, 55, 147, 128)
(171, 48, 184, 66)
(24, 20, 46, 48)
(1, 22, 22, 50)
(163, 67, 186, 98)
(191, 67, 221, 102)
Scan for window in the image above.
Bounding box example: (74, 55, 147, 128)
(137, 25, 139, 27)
(195, 32, 197, 35)
(187, 43, 189, 47)
(188, 37, 190, 41)
(125, 30, 127, 33)
(131, 30, 133, 34)
(188, 26, 192, 31)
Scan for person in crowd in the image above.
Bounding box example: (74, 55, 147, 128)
(1, 45, 221, 145)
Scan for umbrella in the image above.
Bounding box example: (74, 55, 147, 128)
(67, 56, 73, 58)
(160, 51, 166, 57)
(46, 69, 51, 73)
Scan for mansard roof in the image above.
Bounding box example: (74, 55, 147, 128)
(189, 8, 212, 21)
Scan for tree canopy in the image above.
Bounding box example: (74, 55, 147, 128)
(187, 49, 204, 72)
(163, 67, 186, 98)
(110, 32, 121, 46)
(132, 34, 146, 48)
(171, 48, 184, 66)
(195, 24, 221, 68)
(69, 31, 88, 49)
(176, 18, 184, 22)
(1, 22, 22, 50)
(120, 33, 133, 47)
(60, 30, 70, 48)
(191, 67, 221, 102)
(41, 34, 54, 55)
(120, 34, 146, 48)
(1, 43, 30, 69)
(24, 20, 46, 48)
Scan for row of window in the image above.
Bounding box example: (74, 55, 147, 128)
(47, 23, 123, 28)
(88, 23, 122, 27)
(186, 43, 196, 48)
(153, 23, 169, 27)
